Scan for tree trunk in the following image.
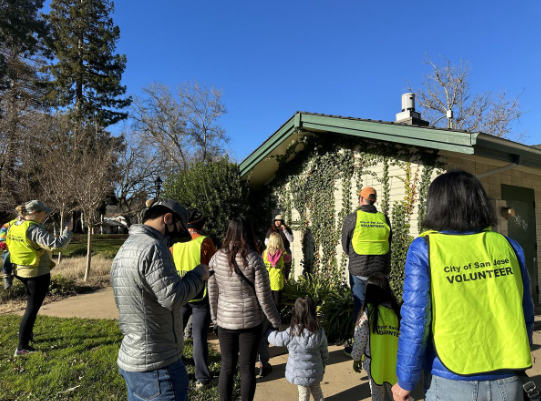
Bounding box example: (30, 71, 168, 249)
(57, 213, 64, 265)
(84, 223, 92, 282)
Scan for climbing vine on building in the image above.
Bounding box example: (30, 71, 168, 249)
(267, 130, 441, 296)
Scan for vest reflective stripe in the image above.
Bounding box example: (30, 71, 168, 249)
(427, 231, 531, 375)
(6, 220, 42, 267)
(351, 211, 390, 255)
(263, 250, 286, 291)
(172, 235, 207, 302)
(369, 305, 399, 386)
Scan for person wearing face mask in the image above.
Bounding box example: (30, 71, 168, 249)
(6, 200, 73, 356)
(111, 199, 210, 401)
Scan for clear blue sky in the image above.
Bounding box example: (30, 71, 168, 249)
(68, 0, 541, 160)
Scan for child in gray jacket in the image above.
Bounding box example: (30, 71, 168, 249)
(267, 296, 329, 401)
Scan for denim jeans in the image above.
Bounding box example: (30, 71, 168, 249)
(424, 373, 523, 401)
(119, 359, 189, 401)
(349, 274, 367, 323)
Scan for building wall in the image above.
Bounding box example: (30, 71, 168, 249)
(283, 144, 541, 304)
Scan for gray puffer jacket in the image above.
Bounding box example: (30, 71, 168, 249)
(208, 249, 280, 330)
(111, 224, 206, 372)
(268, 327, 329, 386)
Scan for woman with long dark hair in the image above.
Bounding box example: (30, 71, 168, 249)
(208, 216, 280, 401)
(392, 170, 534, 401)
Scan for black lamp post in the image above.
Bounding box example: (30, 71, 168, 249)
(154, 176, 163, 199)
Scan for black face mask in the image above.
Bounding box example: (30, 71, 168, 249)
(163, 217, 191, 245)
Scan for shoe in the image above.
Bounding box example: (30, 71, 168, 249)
(258, 364, 272, 378)
(14, 346, 36, 356)
(3, 275, 13, 290)
(195, 382, 210, 390)
(343, 346, 352, 357)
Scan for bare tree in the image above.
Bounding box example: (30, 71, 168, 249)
(179, 82, 228, 161)
(66, 128, 117, 281)
(131, 81, 228, 175)
(408, 56, 524, 140)
(114, 134, 161, 225)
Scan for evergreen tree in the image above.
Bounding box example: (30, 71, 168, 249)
(44, 0, 131, 127)
(0, 0, 50, 209)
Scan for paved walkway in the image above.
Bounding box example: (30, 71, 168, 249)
(11, 287, 541, 401)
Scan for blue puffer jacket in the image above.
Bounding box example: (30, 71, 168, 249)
(396, 231, 535, 391)
(268, 327, 329, 386)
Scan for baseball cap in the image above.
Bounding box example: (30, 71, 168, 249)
(149, 199, 191, 241)
(359, 187, 377, 202)
(25, 200, 52, 213)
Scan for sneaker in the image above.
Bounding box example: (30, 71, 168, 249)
(343, 346, 352, 357)
(195, 382, 209, 390)
(3, 275, 13, 290)
(258, 364, 272, 378)
(14, 346, 36, 356)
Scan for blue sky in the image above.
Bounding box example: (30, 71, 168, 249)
(77, 1, 541, 159)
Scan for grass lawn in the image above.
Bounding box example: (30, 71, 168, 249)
(61, 234, 127, 258)
(0, 315, 233, 401)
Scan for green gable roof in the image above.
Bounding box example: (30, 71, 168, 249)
(240, 112, 541, 185)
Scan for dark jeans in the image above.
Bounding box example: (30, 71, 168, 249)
(349, 273, 367, 324)
(218, 324, 262, 401)
(119, 358, 189, 401)
(2, 252, 12, 275)
(258, 290, 281, 365)
(16, 273, 50, 350)
(181, 301, 212, 384)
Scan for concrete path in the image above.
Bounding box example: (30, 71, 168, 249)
(12, 287, 541, 401)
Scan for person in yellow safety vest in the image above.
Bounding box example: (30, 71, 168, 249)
(341, 187, 392, 356)
(258, 232, 292, 377)
(392, 170, 535, 401)
(170, 208, 216, 388)
(351, 273, 401, 401)
(6, 200, 73, 356)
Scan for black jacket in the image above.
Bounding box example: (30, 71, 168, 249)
(341, 204, 392, 277)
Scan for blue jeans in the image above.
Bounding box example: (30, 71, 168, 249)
(349, 274, 367, 323)
(119, 359, 189, 401)
(424, 373, 523, 401)
(2, 252, 12, 275)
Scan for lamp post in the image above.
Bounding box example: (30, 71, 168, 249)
(154, 176, 163, 200)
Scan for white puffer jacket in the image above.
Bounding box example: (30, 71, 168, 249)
(208, 249, 280, 330)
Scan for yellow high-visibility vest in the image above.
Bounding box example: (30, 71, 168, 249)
(351, 211, 390, 255)
(172, 235, 207, 302)
(6, 220, 45, 267)
(263, 250, 287, 291)
(425, 230, 531, 375)
(369, 304, 400, 386)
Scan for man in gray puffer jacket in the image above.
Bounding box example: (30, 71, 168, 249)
(111, 200, 210, 401)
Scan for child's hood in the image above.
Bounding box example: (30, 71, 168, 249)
(289, 327, 325, 350)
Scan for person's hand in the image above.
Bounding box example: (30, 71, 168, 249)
(280, 224, 286, 231)
(212, 324, 219, 336)
(391, 383, 411, 401)
(200, 264, 210, 281)
(352, 360, 362, 373)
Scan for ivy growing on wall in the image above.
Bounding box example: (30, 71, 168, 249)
(269, 130, 441, 296)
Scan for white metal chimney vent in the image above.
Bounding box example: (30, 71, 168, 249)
(396, 93, 429, 126)
(402, 93, 415, 112)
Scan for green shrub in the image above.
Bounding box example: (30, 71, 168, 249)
(282, 274, 354, 344)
